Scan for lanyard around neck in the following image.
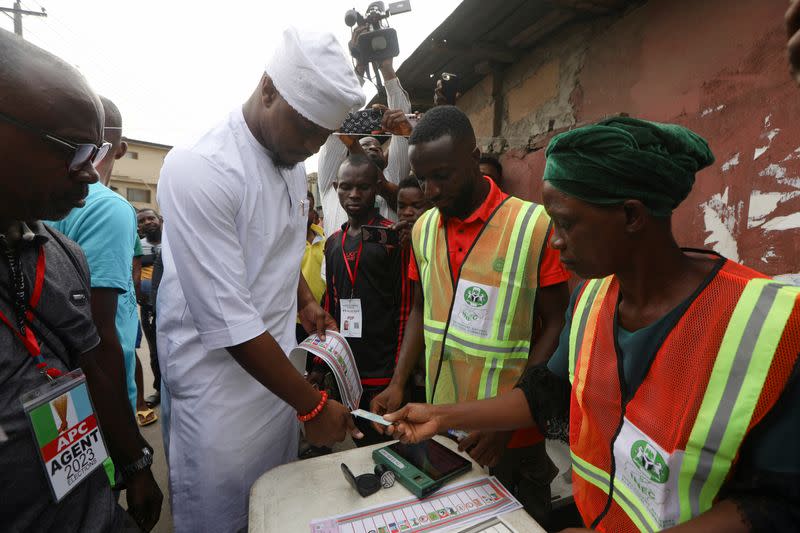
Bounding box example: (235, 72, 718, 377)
(0, 245, 62, 381)
(342, 226, 364, 297)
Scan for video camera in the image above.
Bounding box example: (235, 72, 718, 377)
(345, 1, 412, 64)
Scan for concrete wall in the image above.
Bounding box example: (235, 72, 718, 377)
(458, 0, 799, 277)
(109, 141, 169, 212)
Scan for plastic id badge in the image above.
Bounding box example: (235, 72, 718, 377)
(21, 369, 110, 502)
(340, 298, 363, 338)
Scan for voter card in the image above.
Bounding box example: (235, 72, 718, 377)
(340, 298, 363, 338)
(21, 369, 110, 502)
(351, 409, 393, 427)
(448, 429, 470, 441)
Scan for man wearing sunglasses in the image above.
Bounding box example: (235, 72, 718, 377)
(0, 30, 162, 531)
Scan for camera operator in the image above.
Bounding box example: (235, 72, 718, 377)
(318, 24, 412, 237)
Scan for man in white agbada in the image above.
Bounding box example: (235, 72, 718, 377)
(156, 27, 366, 533)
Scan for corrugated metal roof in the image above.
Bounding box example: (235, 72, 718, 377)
(373, 0, 636, 109)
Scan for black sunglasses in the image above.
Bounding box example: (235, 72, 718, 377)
(0, 110, 111, 172)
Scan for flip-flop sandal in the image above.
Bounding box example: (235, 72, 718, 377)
(136, 408, 158, 426)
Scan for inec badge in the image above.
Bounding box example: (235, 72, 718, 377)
(449, 279, 499, 339)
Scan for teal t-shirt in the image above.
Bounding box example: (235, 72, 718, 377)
(548, 275, 800, 474)
(47, 182, 139, 413)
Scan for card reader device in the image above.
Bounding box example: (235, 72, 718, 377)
(372, 439, 472, 499)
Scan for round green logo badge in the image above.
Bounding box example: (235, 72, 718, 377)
(631, 440, 669, 484)
(463, 286, 489, 308)
(492, 257, 505, 272)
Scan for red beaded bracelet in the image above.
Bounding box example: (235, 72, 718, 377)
(297, 390, 328, 422)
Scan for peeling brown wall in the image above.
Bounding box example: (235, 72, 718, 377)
(460, 0, 800, 277)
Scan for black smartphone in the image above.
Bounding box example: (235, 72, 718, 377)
(361, 225, 400, 246)
(441, 72, 459, 105)
(341, 108, 384, 135)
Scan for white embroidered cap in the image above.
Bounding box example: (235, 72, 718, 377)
(265, 26, 365, 131)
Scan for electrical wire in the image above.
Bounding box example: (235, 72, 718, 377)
(19, 1, 167, 140)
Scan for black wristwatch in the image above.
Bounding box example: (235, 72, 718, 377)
(120, 445, 154, 479)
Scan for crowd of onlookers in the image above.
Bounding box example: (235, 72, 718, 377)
(2, 3, 800, 532)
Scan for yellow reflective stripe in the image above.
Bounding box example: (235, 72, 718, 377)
(500, 205, 547, 340)
(418, 210, 438, 321)
(441, 334, 530, 359)
(568, 279, 601, 385)
(427, 313, 532, 356)
(679, 280, 799, 521)
(700, 284, 797, 507)
(478, 357, 507, 400)
(573, 278, 612, 407)
(495, 203, 542, 339)
(571, 452, 656, 532)
(492, 203, 527, 339)
(422, 209, 438, 286)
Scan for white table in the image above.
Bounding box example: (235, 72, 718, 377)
(249, 436, 545, 532)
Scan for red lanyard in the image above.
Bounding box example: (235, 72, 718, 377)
(342, 226, 363, 297)
(0, 245, 61, 379)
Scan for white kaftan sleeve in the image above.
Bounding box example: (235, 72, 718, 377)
(159, 149, 266, 350)
(384, 76, 411, 185)
(318, 135, 348, 237)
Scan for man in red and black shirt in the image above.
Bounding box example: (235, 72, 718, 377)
(322, 153, 407, 446)
(394, 177, 432, 402)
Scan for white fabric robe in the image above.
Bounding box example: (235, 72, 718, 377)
(156, 109, 307, 533)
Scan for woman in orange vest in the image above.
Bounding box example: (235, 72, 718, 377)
(385, 117, 800, 532)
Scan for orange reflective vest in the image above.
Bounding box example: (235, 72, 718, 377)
(567, 260, 800, 531)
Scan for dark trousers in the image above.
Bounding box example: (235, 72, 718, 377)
(140, 304, 160, 391)
(491, 440, 558, 528)
(353, 385, 393, 448)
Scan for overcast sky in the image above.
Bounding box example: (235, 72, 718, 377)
(2, 0, 461, 171)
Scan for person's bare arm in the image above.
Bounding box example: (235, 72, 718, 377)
(391, 283, 425, 389)
(227, 273, 354, 446)
(384, 389, 534, 443)
(665, 500, 749, 532)
(226, 329, 361, 446)
(133, 257, 142, 303)
(370, 283, 424, 430)
(377, 177, 400, 211)
(83, 288, 163, 531)
(460, 281, 568, 466)
(529, 282, 569, 367)
(89, 288, 131, 414)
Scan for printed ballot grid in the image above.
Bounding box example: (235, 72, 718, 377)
(310, 476, 521, 533)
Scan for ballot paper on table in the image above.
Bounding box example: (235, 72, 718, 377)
(290, 331, 363, 411)
(310, 476, 522, 533)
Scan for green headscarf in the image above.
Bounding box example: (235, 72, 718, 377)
(542, 117, 714, 216)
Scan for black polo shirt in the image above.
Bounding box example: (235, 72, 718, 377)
(0, 222, 123, 532)
(323, 215, 404, 384)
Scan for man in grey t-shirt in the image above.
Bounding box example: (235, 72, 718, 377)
(0, 29, 162, 531)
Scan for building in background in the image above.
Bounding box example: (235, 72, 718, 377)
(109, 138, 171, 212)
(394, 0, 799, 281)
